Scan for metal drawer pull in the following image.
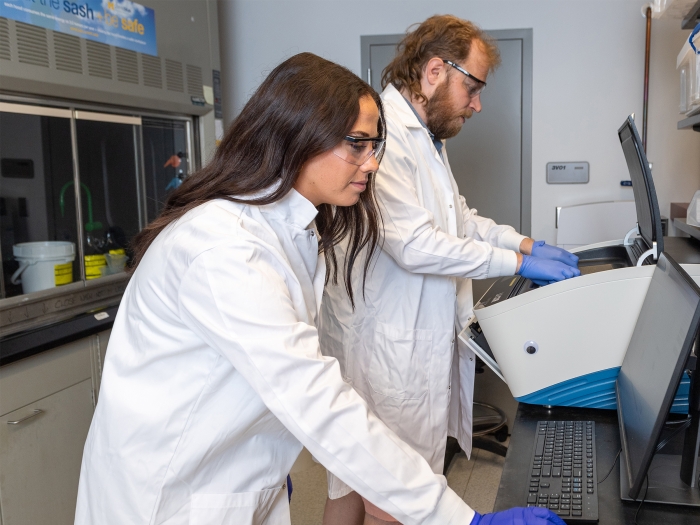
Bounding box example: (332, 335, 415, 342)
(7, 409, 43, 425)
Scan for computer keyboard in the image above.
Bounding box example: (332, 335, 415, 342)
(526, 421, 598, 523)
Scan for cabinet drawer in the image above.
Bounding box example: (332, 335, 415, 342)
(0, 337, 92, 416)
(0, 378, 94, 525)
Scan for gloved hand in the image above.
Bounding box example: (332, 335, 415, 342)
(518, 254, 580, 286)
(530, 240, 579, 268)
(470, 507, 567, 525)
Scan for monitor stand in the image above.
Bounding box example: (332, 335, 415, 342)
(620, 453, 700, 506)
(620, 351, 700, 506)
(681, 351, 700, 488)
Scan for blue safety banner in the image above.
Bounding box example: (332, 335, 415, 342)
(0, 0, 157, 56)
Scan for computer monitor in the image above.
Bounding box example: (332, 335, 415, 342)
(617, 116, 664, 256)
(616, 252, 700, 504)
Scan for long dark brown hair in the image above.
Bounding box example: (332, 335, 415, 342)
(130, 52, 383, 307)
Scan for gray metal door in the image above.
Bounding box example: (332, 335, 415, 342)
(360, 30, 532, 235)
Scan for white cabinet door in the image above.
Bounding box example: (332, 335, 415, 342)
(0, 378, 94, 525)
(91, 329, 112, 403)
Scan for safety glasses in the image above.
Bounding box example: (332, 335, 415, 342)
(333, 136, 386, 166)
(442, 59, 487, 98)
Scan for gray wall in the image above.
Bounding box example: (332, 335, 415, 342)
(217, 0, 700, 244)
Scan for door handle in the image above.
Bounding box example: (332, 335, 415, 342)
(7, 409, 43, 425)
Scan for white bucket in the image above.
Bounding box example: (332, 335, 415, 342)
(11, 241, 76, 294)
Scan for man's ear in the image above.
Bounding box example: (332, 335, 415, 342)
(423, 57, 447, 87)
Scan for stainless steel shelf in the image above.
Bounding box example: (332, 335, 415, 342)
(682, 0, 700, 29)
(678, 113, 700, 132)
(675, 218, 700, 241)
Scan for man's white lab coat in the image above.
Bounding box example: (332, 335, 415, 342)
(74, 188, 474, 525)
(319, 85, 526, 479)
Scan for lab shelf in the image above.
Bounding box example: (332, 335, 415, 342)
(682, 0, 700, 29)
(675, 217, 700, 241)
(678, 112, 700, 131)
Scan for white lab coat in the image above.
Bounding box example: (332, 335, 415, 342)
(319, 85, 526, 479)
(74, 188, 474, 525)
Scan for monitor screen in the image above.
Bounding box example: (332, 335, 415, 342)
(616, 252, 700, 499)
(617, 116, 664, 255)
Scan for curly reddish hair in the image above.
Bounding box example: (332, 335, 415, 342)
(382, 15, 501, 104)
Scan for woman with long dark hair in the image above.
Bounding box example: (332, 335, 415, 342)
(73, 53, 480, 525)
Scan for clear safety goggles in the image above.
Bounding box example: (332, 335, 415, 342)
(333, 136, 386, 166)
(442, 59, 487, 98)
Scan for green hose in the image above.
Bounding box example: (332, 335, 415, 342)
(59, 181, 102, 232)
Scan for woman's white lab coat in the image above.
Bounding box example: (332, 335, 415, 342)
(319, 85, 526, 478)
(74, 189, 474, 525)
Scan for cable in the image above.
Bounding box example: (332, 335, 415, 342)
(656, 419, 691, 453)
(664, 416, 692, 426)
(634, 474, 649, 525)
(627, 417, 693, 523)
(632, 413, 685, 525)
(597, 448, 621, 485)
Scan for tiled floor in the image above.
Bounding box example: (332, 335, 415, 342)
(445, 439, 509, 515)
(289, 437, 508, 524)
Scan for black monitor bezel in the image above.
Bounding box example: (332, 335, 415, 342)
(616, 252, 700, 499)
(617, 116, 664, 256)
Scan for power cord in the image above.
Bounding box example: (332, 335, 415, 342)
(630, 416, 689, 523)
(597, 448, 621, 485)
(633, 475, 649, 525)
(656, 418, 691, 452)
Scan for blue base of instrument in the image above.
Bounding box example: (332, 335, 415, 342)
(516, 367, 690, 413)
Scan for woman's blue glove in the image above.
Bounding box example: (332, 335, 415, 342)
(518, 254, 580, 286)
(470, 507, 567, 525)
(530, 240, 579, 268)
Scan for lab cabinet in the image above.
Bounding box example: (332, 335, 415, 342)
(74, 114, 143, 280)
(91, 328, 111, 402)
(0, 107, 79, 298)
(0, 379, 94, 525)
(0, 98, 195, 336)
(143, 117, 191, 223)
(0, 329, 111, 525)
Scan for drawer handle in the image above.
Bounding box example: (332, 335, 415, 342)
(7, 409, 43, 425)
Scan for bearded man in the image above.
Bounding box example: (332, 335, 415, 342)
(319, 15, 579, 525)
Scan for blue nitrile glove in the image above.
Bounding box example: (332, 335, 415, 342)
(530, 240, 579, 268)
(518, 254, 580, 286)
(470, 507, 567, 525)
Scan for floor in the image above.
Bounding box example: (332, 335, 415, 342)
(289, 436, 508, 524)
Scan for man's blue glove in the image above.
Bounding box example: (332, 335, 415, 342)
(470, 507, 567, 525)
(530, 240, 579, 268)
(518, 254, 580, 286)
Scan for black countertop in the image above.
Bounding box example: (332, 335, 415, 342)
(0, 304, 119, 366)
(495, 404, 700, 524)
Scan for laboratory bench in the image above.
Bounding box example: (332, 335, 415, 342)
(494, 403, 700, 524)
(0, 289, 120, 525)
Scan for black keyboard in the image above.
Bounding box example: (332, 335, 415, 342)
(526, 421, 598, 523)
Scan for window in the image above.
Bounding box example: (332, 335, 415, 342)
(0, 101, 195, 298)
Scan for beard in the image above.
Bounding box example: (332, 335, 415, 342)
(424, 80, 473, 140)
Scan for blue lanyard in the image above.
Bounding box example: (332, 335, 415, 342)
(691, 22, 700, 54)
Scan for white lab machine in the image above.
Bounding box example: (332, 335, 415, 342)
(555, 200, 637, 250)
(461, 116, 700, 412)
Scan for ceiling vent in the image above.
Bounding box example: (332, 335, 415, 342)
(186, 64, 203, 96)
(116, 48, 138, 84)
(0, 18, 10, 61)
(16, 22, 49, 68)
(165, 59, 184, 92)
(86, 40, 112, 79)
(141, 54, 162, 89)
(54, 33, 83, 74)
